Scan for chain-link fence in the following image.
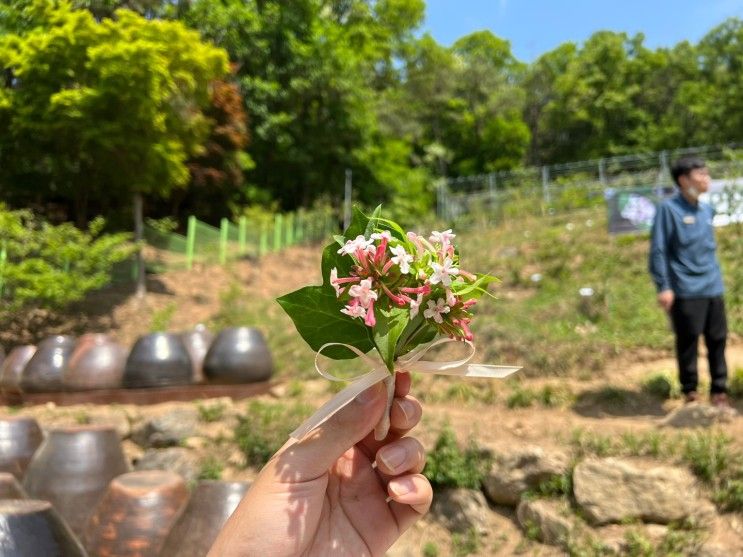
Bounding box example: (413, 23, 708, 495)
(112, 207, 339, 282)
(438, 143, 743, 228)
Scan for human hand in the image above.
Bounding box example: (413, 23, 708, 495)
(657, 289, 674, 312)
(208, 372, 431, 557)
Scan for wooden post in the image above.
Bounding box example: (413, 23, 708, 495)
(133, 192, 146, 298)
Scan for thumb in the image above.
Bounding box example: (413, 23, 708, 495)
(273, 381, 387, 482)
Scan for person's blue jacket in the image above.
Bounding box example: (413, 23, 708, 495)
(649, 192, 724, 298)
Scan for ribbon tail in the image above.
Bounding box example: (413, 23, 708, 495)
(290, 367, 390, 441)
(431, 364, 522, 378)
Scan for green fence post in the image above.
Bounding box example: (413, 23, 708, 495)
(286, 213, 294, 246)
(260, 222, 268, 256)
(274, 214, 283, 251)
(186, 215, 196, 270)
(0, 241, 6, 299)
(296, 212, 304, 243)
(238, 216, 247, 256)
(220, 218, 229, 264)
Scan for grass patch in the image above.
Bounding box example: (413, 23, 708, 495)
(728, 367, 743, 398)
(423, 425, 491, 489)
(198, 455, 223, 480)
(451, 528, 482, 557)
(235, 399, 313, 467)
(641, 372, 681, 400)
(150, 302, 177, 332)
(196, 400, 227, 423)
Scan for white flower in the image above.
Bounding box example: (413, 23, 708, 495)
(341, 304, 366, 319)
(410, 294, 423, 318)
(348, 278, 378, 308)
(338, 235, 375, 256)
(445, 288, 457, 307)
(423, 298, 450, 324)
(390, 245, 414, 274)
(429, 257, 459, 287)
(329, 267, 342, 297)
(429, 229, 456, 245)
(371, 231, 392, 241)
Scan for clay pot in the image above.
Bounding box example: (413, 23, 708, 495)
(0, 416, 43, 480)
(203, 328, 273, 384)
(180, 325, 213, 383)
(63, 334, 126, 391)
(0, 472, 28, 499)
(159, 480, 249, 557)
(0, 345, 37, 394)
(0, 500, 88, 556)
(23, 426, 130, 536)
(83, 471, 188, 557)
(21, 335, 76, 393)
(122, 333, 192, 389)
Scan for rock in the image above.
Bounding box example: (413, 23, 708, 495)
(132, 408, 199, 448)
(134, 448, 199, 483)
(430, 487, 490, 534)
(88, 407, 132, 439)
(697, 543, 733, 557)
(516, 499, 573, 546)
(573, 458, 701, 525)
(661, 404, 736, 428)
(482, 446, 570, 506)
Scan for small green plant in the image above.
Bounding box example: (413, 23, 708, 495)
(423, 426, 490, 489)
(210, 282, 249, 330)
(197, 400, 227, 423)
(593, 385, 630, 405)
(235, 400, 312, 467)
(198, 455, 223, 480)
(451, 528, 482, 557)
(538, 384, 573, 407)
(422, 541, 439, 557)
(507, 384, 537, 409)
(73, 410, 91, 425)
(286, 380, 305, 398)
(623, 530, 654, 557)
(525, 472, 572, 499)
(681, 431, 734, 483)
(641, 372, 680, 399)
(728, 367, 743, 397)
(150, 302, 177, 332)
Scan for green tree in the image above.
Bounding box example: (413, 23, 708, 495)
(0, 0, 229, 224)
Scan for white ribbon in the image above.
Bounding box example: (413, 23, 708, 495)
(290, 338, 521, 440)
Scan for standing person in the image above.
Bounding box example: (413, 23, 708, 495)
(649, 156, 729, 406)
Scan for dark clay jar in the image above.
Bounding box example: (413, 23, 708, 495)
(158, 480, 250, 557)
(0, 500, 88, 556)
(203, 327, 273, 384)
(0, 345, 37, 394)
(21, 335, 76, 393)
(63, 334, 126, 391)
(0, 415, 43, 480)
(23, 426, 130, 537)
(122, 333, 193, 389)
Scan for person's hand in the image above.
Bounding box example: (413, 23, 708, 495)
(208, 372, 431, 557)
(657, 289, 674, 312)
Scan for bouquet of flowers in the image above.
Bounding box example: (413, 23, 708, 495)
(278, 207, 519, 440)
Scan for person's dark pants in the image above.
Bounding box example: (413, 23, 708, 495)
(670, 296, 728, 395)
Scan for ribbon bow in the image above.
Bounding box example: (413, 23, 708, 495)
(290, 337, 520, 440)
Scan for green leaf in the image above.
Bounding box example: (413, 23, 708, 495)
(321, 205, 380, 289)
(276, 286, 374, 360)
(372, 303, 409, 371)
(451, 273, 500, 299)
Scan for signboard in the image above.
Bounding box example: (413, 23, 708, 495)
(606, 179, 743, 234)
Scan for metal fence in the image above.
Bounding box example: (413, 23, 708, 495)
(438, 143, 743, 226)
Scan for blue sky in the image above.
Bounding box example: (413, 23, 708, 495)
(423, 0, 743, 61)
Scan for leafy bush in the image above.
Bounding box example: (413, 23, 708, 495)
(507, 384, 537, 408)
(235, 400, 312, 468)
(197, 400, 227, 423)
(728, 367, 743, 398)
(641, 372, 681, 400)
(423, 426, 490, 489)
(0, 207, 133, 313)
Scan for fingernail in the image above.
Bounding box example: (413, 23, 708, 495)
(355, 382, 382, 405)
(394, 399, 413, 424)
(379, 445, 407, 471)
(389, 477, 415, 497)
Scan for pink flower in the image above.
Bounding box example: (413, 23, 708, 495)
(390, 245, 413, 274)
(445, 288, 457, 307)
(423, 298, 450, 324)
(371, 231, 392, 241)
(410, 294, 423, 318)
(429, 257, 459, 287)
(365, 299, 376, 327)
(330, 267, 342, 297)
(338, 235, 375, 256)
(429, 229, 456, 245)
(348, 278, 378, 308)
(341, 303, 366, 319)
